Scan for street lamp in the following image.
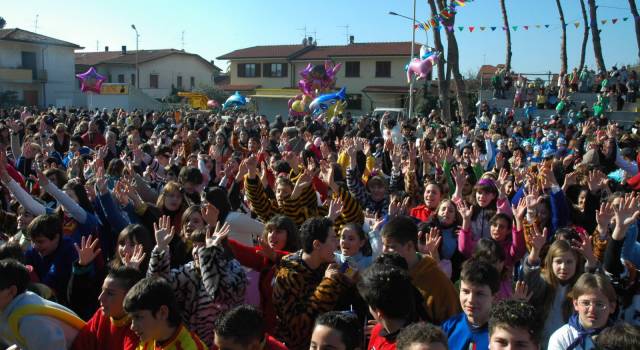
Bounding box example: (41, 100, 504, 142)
(131, 24, 139, 88)
(388, 1, 417, 120)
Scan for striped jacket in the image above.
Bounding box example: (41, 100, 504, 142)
(345, 168, 389, 216)
(244, 175, 364, 228)
(147, 245, 246, 348)
(272, 251, 350, 350)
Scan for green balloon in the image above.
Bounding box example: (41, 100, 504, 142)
(593, 105, 603, 116)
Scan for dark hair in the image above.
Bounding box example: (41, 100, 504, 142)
(203, 187, 231, 223)
(396, 322, 449, 350)
(314, 311, 362, 350)
(123, 277, 181, 327)
(489, 212, 512, 232)
(27, 214, 62, 240)
(214, 305, 265, 346)
(62, 178, 95, 215)
(264, 215, 299, 252)
(374, 252, 409, 270)
(0, 242, 25, 262)
(595, 322, 640, 350)
(357, 263, 416, 319)
(380, 216, 418, 248)
(107, 266, 144, 291)
(0, 259, 30, 294)
(70, 135, 84, 146)
(178, 167, 203, 186)
(489, 299, 541, 346)
(113, 224, 153, 270)
(460, 257, 501, 294)
(472, 238, 506, 264)
(340, 222, 372, 256)
(300, 217, 334, 254)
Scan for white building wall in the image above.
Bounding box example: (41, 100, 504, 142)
(138, 54, 216, 99)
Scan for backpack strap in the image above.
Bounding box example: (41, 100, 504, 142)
(8, 304, 86, 345)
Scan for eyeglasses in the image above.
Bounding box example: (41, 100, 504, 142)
(577, 300, 608, 311)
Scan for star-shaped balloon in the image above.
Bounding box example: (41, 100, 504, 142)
(76, 67, 106, 94)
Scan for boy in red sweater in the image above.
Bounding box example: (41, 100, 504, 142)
(71, 266, 143, 350)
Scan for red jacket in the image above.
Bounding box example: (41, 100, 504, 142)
(368, 323, 397, 350)
(228, 239, 288, 334)
(82, 131, 106, 149)
(409, 204, 434, 223)
(71, 309, 139, 350)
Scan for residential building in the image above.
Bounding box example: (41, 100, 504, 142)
(0, 28, 81, 107)
(217, 39, 420, 118)
(75, 47, 221, 101)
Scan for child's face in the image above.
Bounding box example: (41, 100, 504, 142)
(460, 280, 494, 326)
(424, 185, 442, 210)
(129, 308, 167, 343)
(489, 325, 538, 350)
(437, 202, 456, 226)
(370, 183, 386, 203)
(314, 227, 338, 264)
(476, 189, 496, 208)
(552, 251, 577, 282)
(98, 276, 127, 319)
(340, 227, 365, 257)
(573, 290, 615, 329)
(382, 236, 414, 263)
(184, 212, 204, 236)
(310, 325, 346, 350)
(31, 235, 60, 257)
(490, 218, 511, 242)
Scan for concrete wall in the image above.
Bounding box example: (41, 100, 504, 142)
(0, 40, 76, 107)
(229, 59, 291, 88)
(138, 54, 216, 99)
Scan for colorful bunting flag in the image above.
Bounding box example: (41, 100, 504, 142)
(480, 27, 486, 31)
(545, 24, 550, 28)
(601, 19, 607, 25)
(458, 26, 464, 31)
(524, 25, 529, 30)
(447, 25, 454, 32)
(512, 26, 518, 31)
(454, 0, 466, 6)
(612, 18, 618, 24)
(469, 26, 475, 32)
(491, 26, 497, 31)
(536, 25, 541, 29)
(574, 22, 580, 28)
(623, 17, 629, 21)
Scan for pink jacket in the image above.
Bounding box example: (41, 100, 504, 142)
(458, 226, 526, 268)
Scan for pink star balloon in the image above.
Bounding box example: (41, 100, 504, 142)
(76, 67, 106, 94)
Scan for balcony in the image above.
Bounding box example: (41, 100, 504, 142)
(0, 68, 47, 83)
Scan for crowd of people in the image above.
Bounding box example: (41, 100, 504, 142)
(0, 94, 640, 350)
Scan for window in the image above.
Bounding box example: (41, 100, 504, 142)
(190, 76, 195, 89)
(107, 74, 112, 83)
(177, 76, 183, 89)
(117, 74, 125, 83)
(345, 61, 360, 77)
(376, 61, 391, 78)
(237, 63, 260, 77)
(263, 63, 288, 77)
(150, 74, 159, 88)
(346, 94, 362, 110)
(131, 73, 136, 86)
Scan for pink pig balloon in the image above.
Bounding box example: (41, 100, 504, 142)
(406, 52, 440, 83)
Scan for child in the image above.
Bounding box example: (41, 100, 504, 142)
(488, 299, 541, 350)
(24, 213, 78, 305)
(123, 276, 207, 350)
(71, 266, 144, 350)
(0, 259, 84, 350)
(442, 258, 500, 350)
(335, 222, 373, 270)
(548, 273, 617, 350)
(380, 216, 459, 324)
(396, 323, 449, 350)
(310, 311, 363, 350)
(358, 262, 418, 350)
(214, 304, 287, 350)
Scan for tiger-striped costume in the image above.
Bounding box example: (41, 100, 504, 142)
(244, 175, 363, 229)
(272, 251, 350, 350)
(147, 245, 246, 348)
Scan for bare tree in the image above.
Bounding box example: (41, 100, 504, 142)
(555, 0, 568, 74)
(587, 0, 606, 72)
(630, 0, 640, 63)
(578, 0, 590, 71)
(427, 0, 451, 121)
(499, 0, 512, 71)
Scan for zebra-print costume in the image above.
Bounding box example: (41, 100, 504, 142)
(148, 245, 247, 348)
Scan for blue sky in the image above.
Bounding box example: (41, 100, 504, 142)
(3, 0, 638, 74)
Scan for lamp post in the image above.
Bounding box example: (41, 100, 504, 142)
(131, 24, 139, 88)
(389, 1, 417, 120)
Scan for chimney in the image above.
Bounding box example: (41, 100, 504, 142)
(349, 35, 354, 44)
(308, 37, 314, 46)
(104, 46, 109, 52)
(121, 45, 127, 55)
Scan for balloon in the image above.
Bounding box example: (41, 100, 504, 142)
(75, 67, 106, 94)
(555, 101, 565, 113)
(291, 100, 305, 113)
(207, 100, 219, 108)
(222, 91, 247, 110)
(298, 61, 342, 96)
(593, 104, 603, 116)
(309, 87, 347, 115)
(419, 45, 436, 60)
(407, 52, 439, 83)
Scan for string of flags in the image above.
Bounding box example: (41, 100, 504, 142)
(415, 16, 638, 32)
(415, 0, 475, 31)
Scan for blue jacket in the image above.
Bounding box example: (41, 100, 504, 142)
(442, 312, 489, 350)
(25, 237, 77, 305)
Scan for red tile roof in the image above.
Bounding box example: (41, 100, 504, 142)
(0, 28, 81, 48)
(217, 42, 421, 61)
(219, 84, 261, 92)
(362, 85, 417, 93)
(217, 45, 308, 60)
(75, 49, 221, 71)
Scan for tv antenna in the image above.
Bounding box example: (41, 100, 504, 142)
(34, 14, 39, 33)
(297, 25, 308, 40)
(181, 30, 185, 51)
(338, 25, 350, 44)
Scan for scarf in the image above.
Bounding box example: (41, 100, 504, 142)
(566, 313, 606, 350)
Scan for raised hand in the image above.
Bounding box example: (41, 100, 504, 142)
(512, 281, 533, 302)
(419, 227, 442, 261)
(456, 200, 473, 222)
(154, 215, 175, 252)
(613, 193, 640, 228)
(530, 226, 548, 259)
(572, 230, 596, 266)
(326, 197, 344, 221)
(206, 222, 231, 248)
(595, 201, 614, 235)
(496, 168, 510, 198)
(74, 235, 101, 266)
(122, 244, 146, 270)
(451, 165, 467, 189)
(201, 203, 219, 226)
(36, 169, 49, 187)
(256, 236, 277, 262)
(586, 170, 605, 193)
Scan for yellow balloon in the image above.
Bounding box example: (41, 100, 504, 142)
(292, 100, 305, 113)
